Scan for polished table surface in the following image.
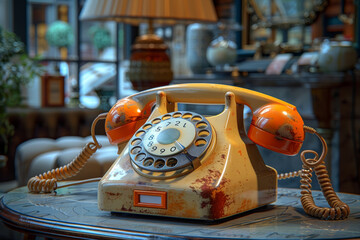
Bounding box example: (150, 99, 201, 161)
(0, 183, 359, 240)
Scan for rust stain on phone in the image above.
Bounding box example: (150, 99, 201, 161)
(190, 169, 233, 219)
(105, 191, 122, 200)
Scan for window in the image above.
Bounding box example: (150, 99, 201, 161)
(27, 0, 125, 109)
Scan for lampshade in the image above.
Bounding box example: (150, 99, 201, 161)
(80, 0, 218, 25)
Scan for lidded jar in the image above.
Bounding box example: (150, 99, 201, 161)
(206, 21, 240, 71)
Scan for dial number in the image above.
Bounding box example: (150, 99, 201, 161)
(142, 118, 196, 156)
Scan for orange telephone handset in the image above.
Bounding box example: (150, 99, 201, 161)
(28, 83, 349, 220)
(105, 84, 304, 154)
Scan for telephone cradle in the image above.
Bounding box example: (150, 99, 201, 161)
(28, 83, 350, 221)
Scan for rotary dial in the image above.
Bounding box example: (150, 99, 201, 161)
(129, 111, 213, 173)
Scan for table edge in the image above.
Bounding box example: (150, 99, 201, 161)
(0, 197, 190, 240)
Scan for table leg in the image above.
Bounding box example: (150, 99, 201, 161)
(311, 88, 334, 178)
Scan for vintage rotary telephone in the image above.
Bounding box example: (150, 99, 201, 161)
(28, 84, 349, 220)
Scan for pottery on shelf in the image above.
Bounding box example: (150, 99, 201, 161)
(206, 36, 237, 70)
(317, 40, 357, 72)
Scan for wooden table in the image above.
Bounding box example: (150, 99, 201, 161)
(0, 183, 359, 239)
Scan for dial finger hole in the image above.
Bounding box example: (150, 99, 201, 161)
(143, 123, 152, 130)
(143, 124, 152, 130)
(162, 114, 171, 120)
(151, 118, 161, 124)
(135, 130, 145, 137)
(172, 112, 182, 118)
(131, 138, 142, 146)
(131, 146, 142, 154)
(154, 159, 165, 169)
(195, 139, 207, 147)
(166, 158, 178, 167)
(196, 121, 208, 129)
(182, 113, 192, 119)
(143, 158, 154, 167)
(198, 130, 210, 137)
(191, 116, 202, 122)
(135, 153, 146, 162)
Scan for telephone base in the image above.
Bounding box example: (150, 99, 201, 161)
(98, 154, 277, 220)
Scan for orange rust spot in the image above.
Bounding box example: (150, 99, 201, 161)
(192, 170, 233, 219)
(167, 191, 187, 216)
(106, 192, 120, 196)
(105, 192, 122, 200)
(167, 191, 198, 218)
(200, 153, 216, 167)
(238, 150, 242, 156)
(239, 199, 252, 211)
(210, 190, 229, 219)
(184, 208, 197, 218)
(120, 206, 134, 212)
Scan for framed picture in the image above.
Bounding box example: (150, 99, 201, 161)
(41, 75, 65, 107)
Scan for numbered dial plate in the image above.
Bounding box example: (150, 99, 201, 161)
(143, 118, 196, 156)
(129, 111, 213, 172)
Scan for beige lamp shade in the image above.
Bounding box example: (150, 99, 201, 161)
(80, 0, 218, 25)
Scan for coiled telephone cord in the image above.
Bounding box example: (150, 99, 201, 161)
(279, 126, 350, 220)
(27, 113, 107, 193)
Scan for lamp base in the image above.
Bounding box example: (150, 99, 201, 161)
(128, 34, 173, 91)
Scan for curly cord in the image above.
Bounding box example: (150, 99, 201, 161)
(27, 113, 107, 193)
(91, 113, 107, 148)
(277, 170, 302, 180)
(299, 126, 350, 220)
(27, 142, 98, 193)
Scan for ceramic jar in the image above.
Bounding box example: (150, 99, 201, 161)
(186, 23, 214, 74)
(128, 34, 173, 91)
(318, 40, 358, 72)
(206, 36, 237, 70)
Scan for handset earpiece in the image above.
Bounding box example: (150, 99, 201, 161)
(105, 98, 155, 145)
(248, 103, 350, 220)
(247, 103, 305, 155)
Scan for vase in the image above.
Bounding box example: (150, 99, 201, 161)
(186, 23, 214, 74)
(128, 34, 173, 91)
(206, 36, 237, 71)
(318, 40, 357, 72)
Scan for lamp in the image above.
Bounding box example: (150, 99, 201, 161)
(80, 0, 218, 91)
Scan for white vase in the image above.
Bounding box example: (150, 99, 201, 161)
(206, 36, 237, 70)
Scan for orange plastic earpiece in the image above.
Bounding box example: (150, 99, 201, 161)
(105, 98, 155, 144)
(248, 103, 305, 155)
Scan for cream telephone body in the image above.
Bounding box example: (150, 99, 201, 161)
(28, 84, 350, 221)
